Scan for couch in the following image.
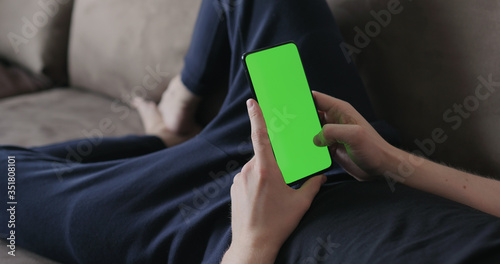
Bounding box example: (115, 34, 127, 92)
(1, 0, 499, 263)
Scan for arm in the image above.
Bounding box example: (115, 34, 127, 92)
(385, 147, 500, 218)
(222, 99, 326, 263)
(312, 91, 500, 218)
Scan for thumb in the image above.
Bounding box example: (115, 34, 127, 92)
(298, 175, 327, 202)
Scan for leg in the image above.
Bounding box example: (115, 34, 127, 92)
(30, 135, 165, 163)
(277, 180, 500, 263)
(0, 135, 237, 263)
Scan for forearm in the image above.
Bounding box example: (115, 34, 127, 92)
(384, 146, 500, 218)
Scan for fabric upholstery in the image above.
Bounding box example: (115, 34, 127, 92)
(328, 0, 500, 177)
(68, 0, 201, 103)
(0, 88, 144, 147)
(0, 240, 58, 264)
(0, 0, 74, 86)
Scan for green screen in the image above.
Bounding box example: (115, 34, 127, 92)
(244, 42, 332, 184)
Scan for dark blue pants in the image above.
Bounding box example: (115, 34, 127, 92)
(2, 0, 500, 263)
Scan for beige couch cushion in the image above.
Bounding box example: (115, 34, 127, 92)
(329, 0, 500, 177)
(0, 240, 59, 264)
(69, 0, 201, 104)
(0, 88, 144, 147)
(0, 0, 74, 86)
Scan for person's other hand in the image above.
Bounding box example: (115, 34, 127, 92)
(223, 99, 326, 263)
(313, 91, 395, 181)
(158, 75, 202, 136)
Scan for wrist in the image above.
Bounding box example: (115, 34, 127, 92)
(379, 145, 411, 183)
(381, 144, 434, 186)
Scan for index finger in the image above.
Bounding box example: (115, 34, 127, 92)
(246, 99, 276, 166)
(312, 91, 359, 125)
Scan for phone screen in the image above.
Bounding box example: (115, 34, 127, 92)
(242, 41, 332, 185)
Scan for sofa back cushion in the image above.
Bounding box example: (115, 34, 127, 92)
(68, 0, 201, 104)
(0, 0, 74, 87)
(328, 0, 500, 177)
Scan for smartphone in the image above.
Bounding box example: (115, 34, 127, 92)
(242, 41, 332, 185)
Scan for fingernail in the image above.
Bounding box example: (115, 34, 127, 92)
(246, 99, 254, 109)
(313, 135, 320, 146)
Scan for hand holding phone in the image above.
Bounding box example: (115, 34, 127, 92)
(242, 42, 332, 185)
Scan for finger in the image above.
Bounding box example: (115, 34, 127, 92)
(313, 123, 362, 147)
(312, 91, 348, 112)
(313, 127, 330, 147)
(247, 99, 276, 165)
(317, 110, 326, 125)
(298, 175, 327, 202)
(131, 96, 146, 109)
(332, 145, 370, 180)
(312, 91, 358, 125)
